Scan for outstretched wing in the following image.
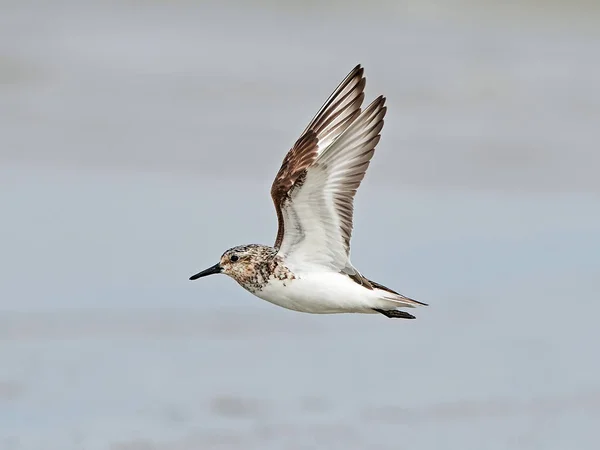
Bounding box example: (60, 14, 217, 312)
(271, 78, 387, 271)
(271, 64, 366, 249)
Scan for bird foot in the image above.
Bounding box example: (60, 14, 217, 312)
(373, 308, 415, 319)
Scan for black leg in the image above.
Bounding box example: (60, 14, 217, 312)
(373, 308, 416, 319)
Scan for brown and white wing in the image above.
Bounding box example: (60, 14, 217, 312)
(274, 96, 387, 270)
(271, 65, 366, 249)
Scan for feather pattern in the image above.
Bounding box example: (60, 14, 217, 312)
(275, 95, 387, 271)
(271, 65, 366, 249)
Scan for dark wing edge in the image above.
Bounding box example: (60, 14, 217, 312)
(343, 269, 427, 307)
(298, 64, 366, 149)
(368, 279, 428, 306)
(271, 131, 319, 249)
(270, 64, 367, 250)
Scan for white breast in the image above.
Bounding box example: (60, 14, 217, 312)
(251, 271, 397, 314)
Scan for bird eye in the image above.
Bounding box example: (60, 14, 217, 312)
(230, 254, 239, 262)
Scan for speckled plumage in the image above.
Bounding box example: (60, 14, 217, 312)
(219, 245, 296, 294)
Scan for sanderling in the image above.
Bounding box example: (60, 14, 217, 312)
(190, 65, 426, 319)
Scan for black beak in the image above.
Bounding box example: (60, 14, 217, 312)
(189, 263, 222, 280)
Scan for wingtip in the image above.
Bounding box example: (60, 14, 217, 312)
(406, 297, 428, 307)
(361, 95, 387, 117)
(414, 298, 429, 307)
(350, 64, 365, 81)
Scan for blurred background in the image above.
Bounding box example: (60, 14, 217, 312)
(1, 1, 599, 449)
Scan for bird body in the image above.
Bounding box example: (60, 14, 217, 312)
(256, 272, 415, 315)
(190, 65, 426, 319)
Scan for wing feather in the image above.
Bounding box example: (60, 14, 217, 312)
(271, 65, 366, 249)
(277, 96, 387, 270)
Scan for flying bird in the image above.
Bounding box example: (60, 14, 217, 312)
(190, 65, 426, 319)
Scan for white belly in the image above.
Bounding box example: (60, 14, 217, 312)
(250, 271, 397, 314)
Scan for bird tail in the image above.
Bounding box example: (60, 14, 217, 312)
(369, 279, 428, 308)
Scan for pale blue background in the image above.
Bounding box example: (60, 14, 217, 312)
(1, 1, 599, 449)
